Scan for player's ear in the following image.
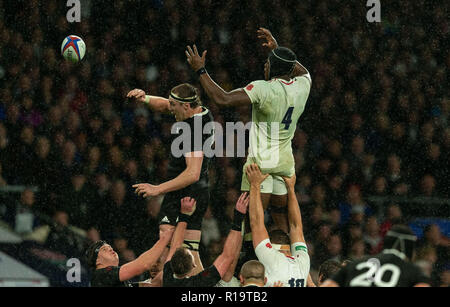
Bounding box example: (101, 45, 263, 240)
(264, 277, 267, 285)
(239, 275, 244, 285)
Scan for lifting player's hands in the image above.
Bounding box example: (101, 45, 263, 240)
(133, 183, 162, 198)
(273, 281, 284, 287)
(127, 89, 146, 103)
(180, 197, 197, 216)
(185, 44, 207, 72)
(235, 192, 250, 214)
(257, 27, 278, 50)
(281, 173, 297, 192)
(245, 163, 269, 186)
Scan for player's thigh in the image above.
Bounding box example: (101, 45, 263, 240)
(272, 175, 288, 198)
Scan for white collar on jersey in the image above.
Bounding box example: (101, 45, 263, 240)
(382, 249, 407, 260)
(242, 283, 263, 287)
(191, 107, 209, 118)
(272, 244, 290, 252)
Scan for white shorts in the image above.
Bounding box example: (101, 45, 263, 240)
(241, 171, 287, 195)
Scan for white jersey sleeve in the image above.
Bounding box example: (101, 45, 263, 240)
(297, 73, 312, 85)
(243, 80, 271, 112)
(255, 238, 284, 270)
(291, 242, 310, 274)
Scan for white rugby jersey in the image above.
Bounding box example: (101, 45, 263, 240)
(243, 74, 311, 176)
(255, 238, 310, 287)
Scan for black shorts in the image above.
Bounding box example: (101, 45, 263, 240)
(158, 188, 209, 231)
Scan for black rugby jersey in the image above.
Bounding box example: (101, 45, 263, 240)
(331, 250, 430, 287)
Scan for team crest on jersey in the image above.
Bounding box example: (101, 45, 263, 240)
(246, 84, 254, 91)
(266, 243, 272, 248)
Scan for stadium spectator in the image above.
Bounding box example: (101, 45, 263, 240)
(45, 210, 84, 258)
(5, 188, 41, 234)
(325, 234, 343, 263)
(380, 203, 404, 236)
(363, 216, 383, 255)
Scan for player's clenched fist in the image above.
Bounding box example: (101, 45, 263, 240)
(180, 197, 197, 216)
(235, 192, 250, 214)
(133, 183, 162, 198)
(127, 89, 146, 103)
(245, 164, 269, 186)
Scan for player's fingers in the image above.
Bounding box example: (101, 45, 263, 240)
(245, 165, 252, 175)
(238, 192, 245, 202)
(187, 45, 194, 56)
(193, 44, 198, 55)
(243, 194, 250, 206)
(202, 50, 207, 61)
(185, 50, 191, 59)
(127, 90, 136, 98)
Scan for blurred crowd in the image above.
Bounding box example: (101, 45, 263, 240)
(0, 0, 448, 286)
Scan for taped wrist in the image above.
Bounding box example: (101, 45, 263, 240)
(232, 209, 245, 232)
(182, 239, 199, 251)
(196, 67, 207, 76)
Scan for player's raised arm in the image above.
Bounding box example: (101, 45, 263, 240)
(290, 61, 311, 81)
(166, 197, 197, 262)
(282, 174, 305, 244)
(213, 193, 249, 278)
(245, 164, 270, 248)
(127, 88, 171, 113)
(185, 45, 251, 107)
(133, 152, 203, 198)
(119, 227, 174, 281)
(258, 27, 310, 82)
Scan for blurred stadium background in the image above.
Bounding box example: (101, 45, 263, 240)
(0, 0, 448, 286)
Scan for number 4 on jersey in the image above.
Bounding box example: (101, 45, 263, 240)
(282, 107, 294, 129)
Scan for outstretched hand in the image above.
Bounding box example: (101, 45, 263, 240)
(127, 89, 146, 103)
(133, 183, 162, 198)
(235, 192, 250, 214)
(257, 27, 278, 50)
(180, 197, 197, 216)
(185, 44, 207, 71)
